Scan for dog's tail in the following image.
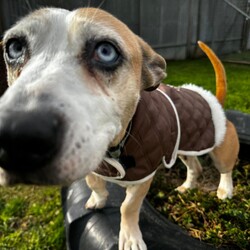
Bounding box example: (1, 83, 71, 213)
(198, 41, 227, 107)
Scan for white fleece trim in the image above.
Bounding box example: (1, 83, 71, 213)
(93, 157, 126, 180)
(93, 157, 157, 185)
(181, 84, 226, 146)
(178, 146, 214, 156)
(94, 170, 157, 186)
(157, 88, 181, 168)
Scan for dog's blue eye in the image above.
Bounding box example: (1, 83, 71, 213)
(6, 38, 25, 60)
(95, 42, 119, 64)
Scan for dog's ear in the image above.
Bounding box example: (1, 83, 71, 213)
(0, 41, 8, 96)
(139, 38, 167, 91)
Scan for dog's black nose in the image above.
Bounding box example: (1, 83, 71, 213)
(0, 110, 63, 172)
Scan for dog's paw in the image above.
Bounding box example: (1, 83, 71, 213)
(0, 168, 16, 186)
(176, 182, 196, 193)
(85, 191, 108, 209)
(119, 226, 147, 250)
(176, 179, 198, 193)
(0, 168, 7, 186)
(175, 185, 188, 193)
(217, 172, 233, 200)
(217, 188, 233, 199)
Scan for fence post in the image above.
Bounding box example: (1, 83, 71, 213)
(242, 3, 250, 50)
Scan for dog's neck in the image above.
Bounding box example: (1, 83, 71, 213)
(107, 121, 132, 160)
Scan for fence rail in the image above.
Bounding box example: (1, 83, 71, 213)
(0, 0, 249, 59)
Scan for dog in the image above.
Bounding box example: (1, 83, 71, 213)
(0, 8, 239, 250)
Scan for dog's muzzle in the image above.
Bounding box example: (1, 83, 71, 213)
(0, 110, 63, 172)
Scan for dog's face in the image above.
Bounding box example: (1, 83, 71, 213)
(0, 8, 166, 185)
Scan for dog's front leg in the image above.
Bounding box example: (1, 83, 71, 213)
(85, 173, 109, 209)
(119, 177, 153, 250)
(176, 156, 202, 193)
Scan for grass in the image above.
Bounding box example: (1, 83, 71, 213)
(147, 157, 250, 249)
(0, 54, 249, 249)
(0, 186, 65, 250)
(221, 51, 250, 63)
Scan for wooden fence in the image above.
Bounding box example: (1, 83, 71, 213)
(0, 0, 249, 59)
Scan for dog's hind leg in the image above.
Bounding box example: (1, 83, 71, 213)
(176, 156, 202, 193)
(85, 173, 109, 209)
(119, 177, 153, 250)
(209, 121, 239, 199)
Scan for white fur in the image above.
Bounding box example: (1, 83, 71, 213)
(119, 226, 147, 250)
(217, 172, 233, 199)
(182, 84, 226, 146)
(176, 156, 202, 192)
(85, 189, 109, 209)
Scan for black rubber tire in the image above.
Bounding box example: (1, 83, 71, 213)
(61, 180, 219, 250)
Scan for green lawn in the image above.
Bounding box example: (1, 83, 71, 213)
(165, 58, 250, 113)
(0, 56, 249, 249)
(0, 186, 65, 250)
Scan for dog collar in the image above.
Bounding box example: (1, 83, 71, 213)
(106, 122, 132, 160)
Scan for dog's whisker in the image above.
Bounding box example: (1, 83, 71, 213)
(86, 0, 91, 8)
(124, 130, 141, 149)
(87, 0, 106, 27)
(24, 0, 32, 11)
(87, 11, 98, 26)
(96, 0, 106, 10)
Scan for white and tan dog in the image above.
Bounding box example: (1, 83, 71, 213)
(0, 8, 239, 250)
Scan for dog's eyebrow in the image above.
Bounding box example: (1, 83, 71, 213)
(4, 8, 69, 43)
(68, 9, 138, 56)
(3, 31, 26, 44)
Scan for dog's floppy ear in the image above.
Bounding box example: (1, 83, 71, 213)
(0, 41, 8, 96)
(139, 38, 167, 91)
